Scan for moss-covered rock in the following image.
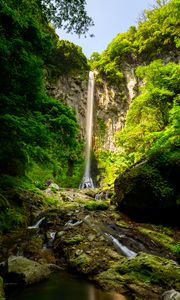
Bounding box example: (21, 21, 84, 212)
(114, 149, 180, 225)
(138, 227, 180, 259)
(8, 256, 51, 284)
(96, 252, 180, 299)
(84, 200, 109, 211)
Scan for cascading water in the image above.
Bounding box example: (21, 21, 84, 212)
(105, 233, 137, 258)
(80, 71, 95, 189)
(28, 217, 45, 229)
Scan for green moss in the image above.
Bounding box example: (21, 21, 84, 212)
(44, 196, 58, 206)
(115, 253, 180, 287)
(65, 234, 84, 245)
(85, 200, 109, 211)
(169, 243, 180, 255)
(96, 268, 125, 292)
(138, 227, 179, 254)
(69, 253, 92, 273)
(96, 117, 107, 147)
(97, 252, 180, 294)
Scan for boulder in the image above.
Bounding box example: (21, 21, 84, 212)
(8, 256, 51, 284)
(49, 183, 60, 191)
(114, 149, 180, 225)
(162, 289, 180, 300)
(96, 252, 180, 298)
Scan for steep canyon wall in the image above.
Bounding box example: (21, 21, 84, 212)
(47, 65, 138, 152)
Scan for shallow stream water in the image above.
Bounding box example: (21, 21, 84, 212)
(6, 271, 130, 300)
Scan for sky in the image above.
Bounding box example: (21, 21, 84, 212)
(56, 0, 155, 58)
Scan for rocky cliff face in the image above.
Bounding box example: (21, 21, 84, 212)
(47, 75, 88, 137)
(94, 65, 137, 151)
(47, 65, 137, 152)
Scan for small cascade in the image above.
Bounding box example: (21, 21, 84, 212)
(105, 233, 137, 258)
(43, 231, 56, 249)
(28, 217, 45, 229)
(80, 71, 95, 189)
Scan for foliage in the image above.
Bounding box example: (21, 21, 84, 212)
(135, 0, 180, 58)
(113, 60, 180, 176)
(96, 58, 179, 187)
(48, 39, 88, 77)
(89, 0, 180, 84)
(0, 207, 25, 232)
(170, 243, 180, 255)
(0, 0, 85, 187)
(40, 0, 94, 35)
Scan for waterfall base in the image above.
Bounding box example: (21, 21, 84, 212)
(79, 176, 94, 189)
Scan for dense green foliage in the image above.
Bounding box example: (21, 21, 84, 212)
(40, 0, 94, 35)
(48, 39, 88, 78)
(0, 0, 89, 189)
(117, 60, 180, 164)
(91, 0, 180, 186)
(0, 0, 93, 232)
(89, 0, 180, 82)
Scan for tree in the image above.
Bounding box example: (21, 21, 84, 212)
(48, 39, 88, 76)
(155, 0, 169, 8)
(40, 0, 94, 35)
(0, 0, 85, 182)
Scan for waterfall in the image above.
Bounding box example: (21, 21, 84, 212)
(80, 71, 95, 189)
(105, 233, 137, 258)
(28, 217, 45, 229)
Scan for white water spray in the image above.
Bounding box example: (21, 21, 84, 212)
(105, 233, 137, 258)
(28, 217, 45, 229)
(80, 71, 95, 189)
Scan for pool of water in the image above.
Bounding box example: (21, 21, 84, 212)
(6, 271, 130, 300)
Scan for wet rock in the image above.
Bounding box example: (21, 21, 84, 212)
(44, 188, 52, 195)
(56, 231, 65, 238)
(44, 182, 60, 194)
(75, 249, 83, 256)
(8, 256, 51, 284)
(162, 290, 180, 300)
(87, 234, 96, 242)
(49, 183, 60, 191)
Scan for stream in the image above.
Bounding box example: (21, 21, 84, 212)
(6, 271, 130, 300)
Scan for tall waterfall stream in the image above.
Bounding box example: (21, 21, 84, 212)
(80, 71, 95, 189)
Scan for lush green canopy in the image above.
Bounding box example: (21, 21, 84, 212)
(0, 0, 89, 186)
(40, 0, 94, 35)
(91, 0, 180, 186)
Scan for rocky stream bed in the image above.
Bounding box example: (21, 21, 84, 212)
(0, 187, 180, 300)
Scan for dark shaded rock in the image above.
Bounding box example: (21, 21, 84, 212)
(8, 256, 51, 284)
(114, 149, 180, 225)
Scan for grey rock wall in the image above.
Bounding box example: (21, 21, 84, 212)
(47, 66, 138, 152)
(47, 75, 88, 137)
(94, 66, 137, 151)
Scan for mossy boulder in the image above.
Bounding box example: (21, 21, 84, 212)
(0, 277, 5, 300)
(114, 149, 180, 225)
(96, 252, 180, 299)
(8, 256, 51, 284)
